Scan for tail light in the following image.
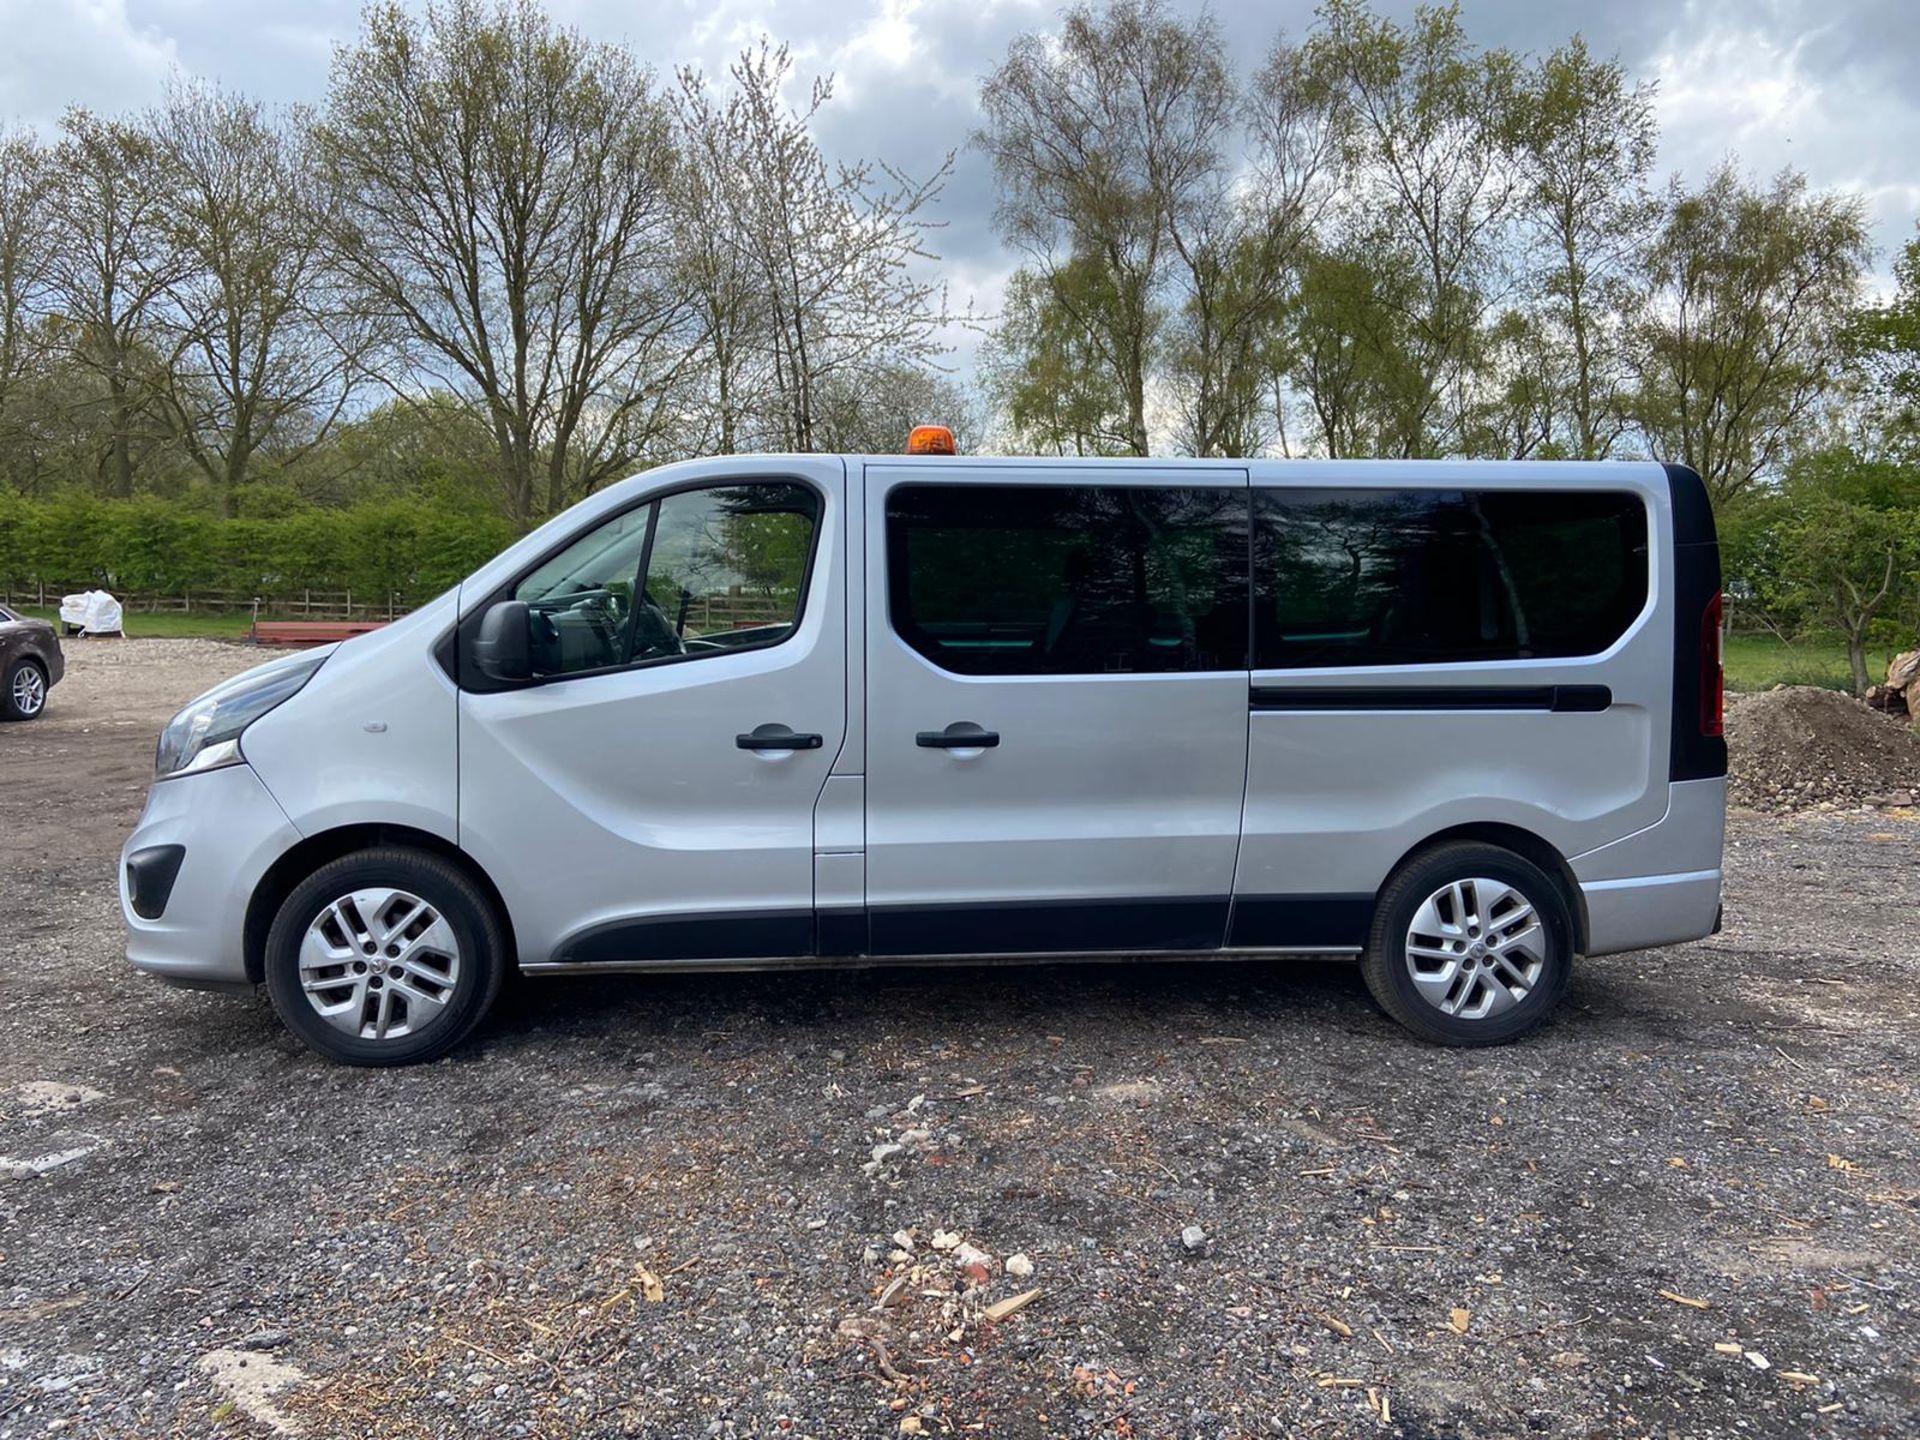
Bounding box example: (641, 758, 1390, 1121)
(1700, 590, 1724, 737)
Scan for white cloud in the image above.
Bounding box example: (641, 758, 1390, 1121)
(0, 0, 179, 128)
(1649, 18, 1920, 270)
(1651, 25, 1823, 176)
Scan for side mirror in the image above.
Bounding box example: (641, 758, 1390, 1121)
(473, 600, 533, 683)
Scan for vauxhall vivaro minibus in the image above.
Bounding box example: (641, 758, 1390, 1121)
(121, 440, 1726, 1065)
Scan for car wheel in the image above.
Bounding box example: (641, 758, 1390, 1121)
(1360, 841, 1574, 1046)
(2, 658, 48, 721)
(264, 847, 507, 1066)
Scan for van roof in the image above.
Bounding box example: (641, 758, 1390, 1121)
(852, 454, 1671, 484)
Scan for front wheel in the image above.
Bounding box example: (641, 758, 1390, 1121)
(264, 847, 506, 1066)
(1360, 841, 1574, 1046)
(3, 658, 47, 720)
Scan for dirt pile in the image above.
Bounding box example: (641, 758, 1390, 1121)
(1727, 684, 1920, 811)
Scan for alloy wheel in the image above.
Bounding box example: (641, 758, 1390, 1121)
(1403, 877, 1548, 1021)
(11, 664, 45, 716)
(298, 887, 463, 1042)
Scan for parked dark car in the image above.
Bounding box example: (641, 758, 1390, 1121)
(0, 605, 63, 721)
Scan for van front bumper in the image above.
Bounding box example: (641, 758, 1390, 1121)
(119, 763, 300, 987)
(1579, 868, 1724, 957)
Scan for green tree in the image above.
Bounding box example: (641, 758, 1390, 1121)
(1847, 231, 1920, 456)
(1635, 165, 1870, 503)
(1508, 37, 1659, 458)
(1304, 0, 1523, 456)
(978, 0, 1235, 456)
(1280, 238, 1427, 458)
(1165, 35, 1343, 457)
(0, 130, 53, 491)
(1738, 448, 1920, 694)
(981, 264, 1133, 456)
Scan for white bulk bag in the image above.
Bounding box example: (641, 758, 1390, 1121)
(58, 589, 124, 635)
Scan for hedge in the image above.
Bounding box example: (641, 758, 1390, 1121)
(0, 495, 519, 608)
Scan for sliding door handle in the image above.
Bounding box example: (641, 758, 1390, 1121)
(916, 722, 1000, 750)
(737, 723, 823, 751)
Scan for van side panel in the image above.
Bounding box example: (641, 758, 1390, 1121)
(1232, 462, 1676, 949)
(242, 592, 462, 844)
(861, 463, 1252, 953)
(1569, 775, 1725, 955)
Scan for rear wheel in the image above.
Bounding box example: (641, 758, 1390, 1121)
(1361, 841, 1573, 1046)
(3, 658, 47, 720)
(264, 847, 506, 1066)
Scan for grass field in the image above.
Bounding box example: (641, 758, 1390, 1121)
(13, 606, 258, 640)
(1722, 633, 1889, 694)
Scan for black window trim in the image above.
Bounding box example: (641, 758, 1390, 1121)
(1249, 483, 1655, 674)
(882, 477, 1254, 680)
(452, 472, 828, 694)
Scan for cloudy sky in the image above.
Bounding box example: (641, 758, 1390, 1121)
(3, 0, 1916, 356)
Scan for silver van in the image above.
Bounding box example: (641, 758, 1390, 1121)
(120, 447, 1727, 1065)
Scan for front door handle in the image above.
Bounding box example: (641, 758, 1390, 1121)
(736, 723, 823, 752)
(916, 721, 1000, 750)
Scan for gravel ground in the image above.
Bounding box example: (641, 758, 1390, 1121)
(0, 640, 1915, 1439)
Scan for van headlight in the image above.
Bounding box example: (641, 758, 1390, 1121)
(155, 649, 331, 780)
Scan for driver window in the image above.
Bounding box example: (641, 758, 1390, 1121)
(513, 507, 652, 676)
(511, 481, 819, 679)
(632, 482, 819, 664)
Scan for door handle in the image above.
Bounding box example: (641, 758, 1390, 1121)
(736, 723, 823, 752)
(916, 721, 1000, 750)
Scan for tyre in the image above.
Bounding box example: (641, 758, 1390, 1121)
(263, 847, 507, 1066)
(1360, 841, 1574, 1046)
(3, 658, 48, 721)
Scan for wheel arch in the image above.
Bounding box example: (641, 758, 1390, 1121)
(244, 824, 517, 984)
(1382, 822, 1589, 955)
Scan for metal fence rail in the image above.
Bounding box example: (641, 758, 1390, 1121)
(0, 584, 407, 621)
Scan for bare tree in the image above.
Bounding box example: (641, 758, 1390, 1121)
(317, 0, 694, 523)
(671, 70, 763, 456)
(678, 43, 953, 455)
(151, 82, 370, 515)
(810, 363, 984, 456)
(42, 109, 181, 498)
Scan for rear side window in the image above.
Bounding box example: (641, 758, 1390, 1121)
(1254, 489, 1647, 669)
(887, 483, 1249, 675)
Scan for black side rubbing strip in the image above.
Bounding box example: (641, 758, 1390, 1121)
(868, 897, 1229, 957)
(816, 907, 870, 959)
(1250, 685, 1612, 713)
(559, 908, 816, 965)
(1227, 894, 1373, 951)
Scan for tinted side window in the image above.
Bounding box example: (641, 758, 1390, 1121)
(1253, 489, 1647, 669)
(887, 484, 1249, 676)
(513, 480, 819, 678)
